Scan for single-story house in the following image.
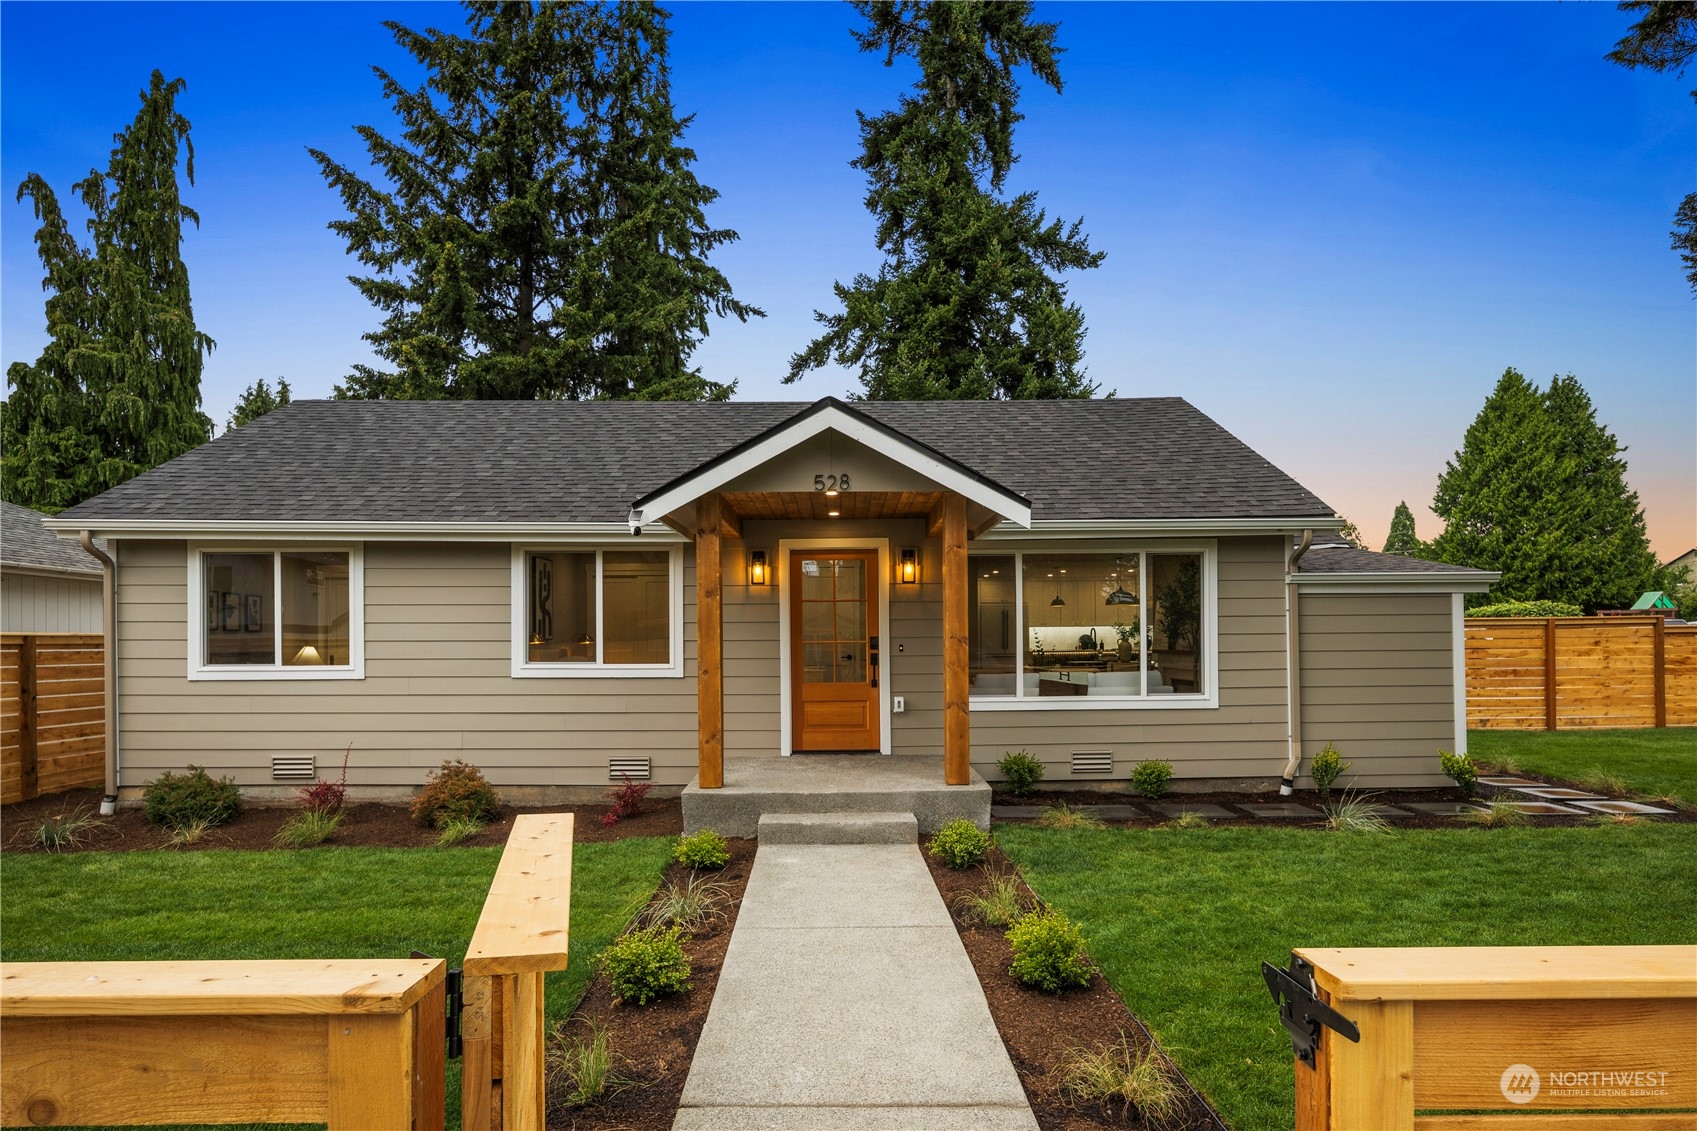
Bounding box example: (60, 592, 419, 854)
(2, 499, 105, 633)
(45, 396, 1497, 805)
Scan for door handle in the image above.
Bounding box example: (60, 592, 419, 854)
(869, 635, 879, 688)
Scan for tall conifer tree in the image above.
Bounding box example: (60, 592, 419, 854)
(1608, 2, 1697, 291)
(312, 1, 757, 401)
(3, 72, 214, 513)
(227, 377, 292, 431)
(1381, 501, 1424, 557)
(787, 0, 1104, 399)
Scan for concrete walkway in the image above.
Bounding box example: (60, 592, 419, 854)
(673, 844, 1039, 1130)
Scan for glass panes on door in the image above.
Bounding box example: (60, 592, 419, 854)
(798, 557, 868, 684)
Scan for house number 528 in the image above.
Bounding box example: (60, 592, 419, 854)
(814, 473, 852, 491)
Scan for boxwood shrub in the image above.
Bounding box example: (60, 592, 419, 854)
(143, 765, 242, 829)
(601, 926, 692, 1006)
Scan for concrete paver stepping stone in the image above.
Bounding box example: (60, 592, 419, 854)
(675, 844, 1037, 1131)
(989, 805, 1046, 820)
(1402, 802, 1488, 816)
(1478, 776, 1542, 787)
(1487, 800, 1587, 816)
(1078, 804, 1144, 820)
(1238, 803, 1321, 819)
(1572, 800, 1677, 816)
(1364, 804, 1414, 818)
(1507, 786, 1606, 800)
(1150, 802, 1237, 819)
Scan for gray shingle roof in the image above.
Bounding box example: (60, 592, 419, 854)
(1, 499, 105, 574)
(1298, 544, 1486, 575)
(55, 398, 1336, 525)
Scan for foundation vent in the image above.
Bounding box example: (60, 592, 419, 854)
(1070, 750, 1113, 776)
(271, 755, 316, 781)
(609, 756, 651, 781)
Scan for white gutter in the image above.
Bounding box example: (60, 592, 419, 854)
(47, 521, 689, 543)
(79, 532, 119, 815)
(977, 517, 1344, 540)
(1290, 570, 1499, 594)
(1281, 531, 1313, 796)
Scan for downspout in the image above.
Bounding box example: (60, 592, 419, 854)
(1280, 530, 1313, 796)
(79, 532, 119, 815)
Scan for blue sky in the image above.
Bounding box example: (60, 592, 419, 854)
(3, 1, 1692, 555)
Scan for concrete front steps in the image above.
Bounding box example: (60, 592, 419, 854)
(682, 755, 991, 838)
(758, 811, 917, 844)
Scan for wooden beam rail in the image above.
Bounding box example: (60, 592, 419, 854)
(0, 958, 446, 1129)
(1289, 945, 1697, 1130)
(460, 813, 575, 1131)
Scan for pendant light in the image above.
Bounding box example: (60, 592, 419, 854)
(1106, 586, 1136, 605)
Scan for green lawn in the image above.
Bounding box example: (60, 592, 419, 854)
(1468, 726, 1697, 801)
(997, 822, 1697, 1131)
(0, 837, 673, 1130)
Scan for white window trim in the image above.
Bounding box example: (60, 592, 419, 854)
(186, 544, 365, 681)
(967, 542, 1219, 712)
(510, 544, 684, 678)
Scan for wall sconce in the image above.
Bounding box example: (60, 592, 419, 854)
(748, 548, 769, 586)
(898, 547, 919, 585)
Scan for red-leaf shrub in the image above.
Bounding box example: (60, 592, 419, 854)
(602, 775, 653, 827)
(299, 744, 351, 813)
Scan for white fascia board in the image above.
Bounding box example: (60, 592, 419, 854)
(41, 519, 688, 543)
(977, 517, 1341, 541)
(1291, 571, 1499, 594)
(1, 562, 103, 581)
(626, 405, 1032, 532)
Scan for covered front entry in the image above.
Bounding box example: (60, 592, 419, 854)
(626, 397, 1031, 788)
(791, 550, 880, 752)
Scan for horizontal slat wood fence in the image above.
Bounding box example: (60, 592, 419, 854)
(1466, 616, 1695, 730)
(2, 633, 105, 803)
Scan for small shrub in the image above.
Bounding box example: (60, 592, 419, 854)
(601, 926, 692, 1006)
(548, 1020, 615, 1107)
(1456, 804, 1529, 828)
(927, 818, 992, 868)
(1439, 749, 1477, 798)
(953, 869, 1028, 927)
(1162, 810, 1210, 830)
(34, 805, 110, 852)
(299, 743, 351, 813)
(1310, 742, 1351, 797)
(637, 873, 732, 933)
(602, 775, 653, 828)
(1055, 1035, 1183, 1125)
(1585, 812, 1647, 827)
(1577, 768, 1628, 797)
(144, 765, 242, 829)
(1322, 792, 1389, 834)
(435, 816, 487, 846)
(411, 759, 499, 828)
(274, 808, 343, 848)
(1035, 803, 1105, 830)
(997, 750, 1045, 797)
(1006, 905, 1093, 993)
(1469, 599, 1582, 618)
(1130, 760, 1173, 799)
(674, 829, 731, 870)
(165, 816, 217, 846)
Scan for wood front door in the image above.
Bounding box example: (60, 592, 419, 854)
(791, 551, 881, 752)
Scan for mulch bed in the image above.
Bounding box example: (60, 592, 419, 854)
(926, 845, 1226, 1131)
(0, 787, 684, 853)
(545, 837, 755, 1131)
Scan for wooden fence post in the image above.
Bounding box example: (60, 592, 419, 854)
(17, 635, 37, 802)
(1542, 619, 1558, 731)
(1654, 615, 1667, 728)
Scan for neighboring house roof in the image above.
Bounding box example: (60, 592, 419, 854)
(0, 499, 105, 576)
(51, 397, 1338, 527)
(1664, 548, 1697, 571)
(1289, 538, 1499, 592)
(1298, 544, 1487, 575)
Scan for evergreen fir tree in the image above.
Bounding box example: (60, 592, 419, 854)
(1608, 2, 1697, 291)
(1538, 373, 1658, 610)
(1336, 518, 1366, 549)
(3, 71, 213, 513)
(227, 377, 292, 431)
(787, 0, 1105, 400)
(311, 1, 757, 402)
(1382, 501, 1424, 557)
(1431, 368, 1560, 602)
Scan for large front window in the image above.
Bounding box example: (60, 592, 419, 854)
(969, 549, 1209, 701)
(192, 547, 361, 678)
(515, 547, 680, 675)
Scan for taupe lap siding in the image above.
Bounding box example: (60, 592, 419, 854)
(1298, 591, 1454, 788)
(115, 540, 699, 789)
(970, 537, 1291, 783)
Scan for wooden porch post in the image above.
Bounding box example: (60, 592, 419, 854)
(940, 494, 970, 786)
(696, 493, 724, 789)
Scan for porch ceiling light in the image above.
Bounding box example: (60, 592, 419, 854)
(899, 547, 918, 584)
(749, 548, 769, 586)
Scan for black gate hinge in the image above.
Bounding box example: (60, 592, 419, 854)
(413, 951, 464, 1060)
(1262, 952, 1360, 1070)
